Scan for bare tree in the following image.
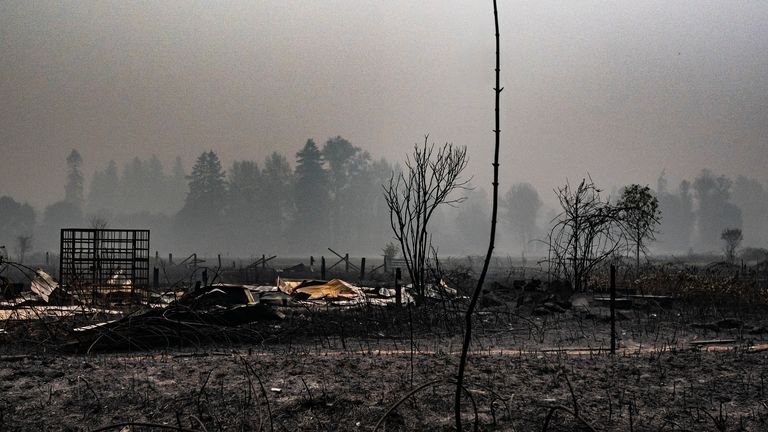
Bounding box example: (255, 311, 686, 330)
(721, 228, 743, 264)
(455, 1, 502, 430)
(383, 137, 468, 304)
(382, 241, 399, 261)
(89, 214, 109, 230)
(546, 178, 625, 291)
(15, 235, 32, 264)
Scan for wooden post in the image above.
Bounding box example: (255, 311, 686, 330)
(345, 253, 349, 273)
(153, 267, 159, 290)
(217, 254, 221, 268)
(202, 268, 208, 287)
(262, 254, 266, 269)
(45, 251, 49, 266)
(360, 257, 366, 280)
(310, 255, 315, 271)
(169, 253, 173, 265)
(610, 264, 617, 355)
(395, 267, 402, 306)
(321, 256, 326, 280)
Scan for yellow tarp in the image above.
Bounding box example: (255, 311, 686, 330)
(278, 278, 363, 300)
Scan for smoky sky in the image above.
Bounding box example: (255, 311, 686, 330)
(2, 1, 767, 208)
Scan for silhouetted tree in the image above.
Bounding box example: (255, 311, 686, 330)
(656, 171, 694, 252)
(65, 150, 84, 208)
(322, 136, 358, 187)
(721, 228, 743, 264)
(292, 140, 329, 252)
(546, 178, 624, 291)
(369, 158, 397, 248)
(383, 138, 468, 302)
(337, 150, 379, 248)
(617, 184, 661, 270)
(693, 170, 742, 250)
(177, 151, 227, 252)
(322, 136, 361, 245)
(89, 214, 109, 230)
(225, 160, 264, 252)
(120, 157, 145, 213)
(40, 201, 83, 250)
(262, 152, 294, 248)
(15, 235, 32, 264)
(732, 176, 768, 247)
(501, 182, 542, 254)
(182, 151, 227, 215)
(0, 196, 36, 251)
(449, 185, 490, 254)
(87, 160, 119, 213)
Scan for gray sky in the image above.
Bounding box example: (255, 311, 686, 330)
(2, 1, 767, 208)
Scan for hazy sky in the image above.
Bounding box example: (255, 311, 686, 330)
(2, 1, 767, 208)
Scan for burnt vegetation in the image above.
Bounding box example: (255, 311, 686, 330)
(2, 4, 768, 432)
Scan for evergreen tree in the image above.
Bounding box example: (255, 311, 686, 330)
(262, 152, 294, 247)
(87, 160, 119, 213)
(292, 140, 329, 252)
(64, 150, 84, 208)
(225, 160, 263, 253)
(322, 136, 362, 246)
(177, 151, 227, 253)
(120, 157, 145, 213)
(182, 151, 227, 217)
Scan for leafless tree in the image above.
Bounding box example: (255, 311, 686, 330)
(455, 1, 502, 430)
(89, 214, 109, 230)
(15, 235, 32, 264)
(382, 241, 399, 261)
(546, 178, 625, 291)
(383, 137, 468, 304)
(721, 228, 743, 264)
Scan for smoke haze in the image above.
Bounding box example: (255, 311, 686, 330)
(1, 1, 767, 256)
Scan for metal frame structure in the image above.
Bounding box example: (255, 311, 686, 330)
(59, 229, 150, 294)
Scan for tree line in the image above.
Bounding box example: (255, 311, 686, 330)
(1, 139, 766, 261)
(1, 137, 398, 258)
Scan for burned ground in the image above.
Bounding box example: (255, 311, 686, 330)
(2, 257, 768, 430)
(2, 289, 768, 431)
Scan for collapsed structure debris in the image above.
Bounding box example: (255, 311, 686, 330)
(277, 278, 364, 301)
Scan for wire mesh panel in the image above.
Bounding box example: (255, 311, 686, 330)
(59, 229, 150, 295)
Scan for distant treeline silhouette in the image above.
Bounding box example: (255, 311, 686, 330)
(1, 138, 766, 259)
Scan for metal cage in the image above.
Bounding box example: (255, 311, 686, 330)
(59, 229, 150, 295)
